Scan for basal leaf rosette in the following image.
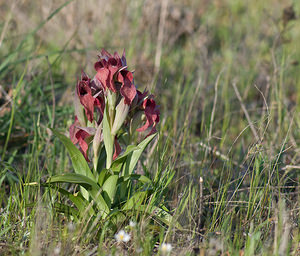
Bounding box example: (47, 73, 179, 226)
(69, 49, 160, 169)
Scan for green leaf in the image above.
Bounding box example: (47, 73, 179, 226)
(102, 175, 118, 208)
(110, 145, 138, 173)
(47, 173, 99, 190)
(47, 173, 109, 217)
(113, 145, 138, 162)
(122, 191, 147, 211)
(114, 175, 152, 205)
(123, 133, 157, 175)
(103, 104, 114, 169)
(36, 182, 95, 217)
(110, 161, 124, 174)
(95, 146, 106, 174)
(56, 187, 95, 217)
(50, 129, 95, 181)
(98, 169, 111, 186)
(118, 180, 130, 204)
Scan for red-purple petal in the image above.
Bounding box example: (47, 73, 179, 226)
(94, 95, 105, 124)
(136, 119, 151, 132)
(137, 98, 160, 136)
(76, 130, 91, 162)
(69, 116, 80, 144)
(113, 139, 121, 160)
(95, 66, 110, 91)
(76, 74, 96, 123)
(119, 71, 136, 105)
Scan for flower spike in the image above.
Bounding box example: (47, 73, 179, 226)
(70, 49, 160, 165)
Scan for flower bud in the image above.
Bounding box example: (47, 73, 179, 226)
(111, 98, 130, 135)
(92, 123, 103, 170)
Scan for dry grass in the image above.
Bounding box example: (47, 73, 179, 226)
(0, 0, 299, 255)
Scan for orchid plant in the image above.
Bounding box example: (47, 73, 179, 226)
(43, 49, 172, 226)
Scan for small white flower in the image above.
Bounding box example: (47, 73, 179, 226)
(53, 243, 61, 255)
(161, 243, 172, 254)
(129, 220, 136, 227)
(115, 230, 131, 243)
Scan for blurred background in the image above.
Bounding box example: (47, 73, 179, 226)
(1, 0, 299, 175)
(0, 0, 299, 254)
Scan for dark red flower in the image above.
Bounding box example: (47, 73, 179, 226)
(118, 70, 136, 105)
(113, 138, 122, 160)
(94, 60, 113, 91)
(69, 116, 93, 162)
(137, 89, 148, 102)
(76, 129, 91, 161)
(137, 97, 160, 136)
(76, 72, 106, 124)
(92, 81, 105, 124)
(69, 116, 80, 144)
(76, 72, 95, 123)
(94, 49, 137, 105)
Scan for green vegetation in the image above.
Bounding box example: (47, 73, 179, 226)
(0, 0, 299, 255)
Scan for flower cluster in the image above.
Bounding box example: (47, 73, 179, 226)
(69, 49, 160, 166)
